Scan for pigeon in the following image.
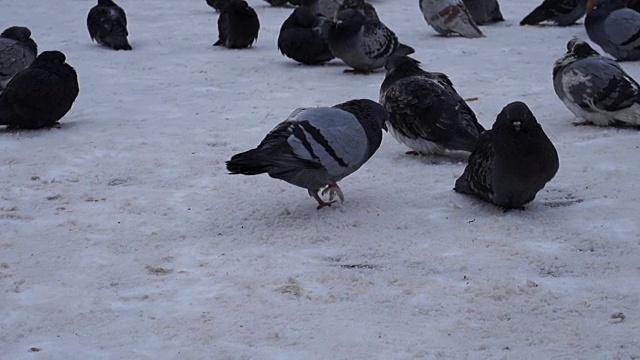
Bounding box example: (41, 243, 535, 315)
(206, 0, 229, 11)
(419, 0, 484, 38)
(0, 51, 79, 129)
(462, 0, 504, 25)
(327, 9, 415, 73)
(339, 0, 380, 20)
(379, 56, 485, 155)
(278, 7, 335, 65)
(87, 0, 132, 51)
(226, 99, 388, 209)
(520, 0, 588, 26)
(0, 26, 37, 90)
(454, 102, 559, 210)
(302, 0, 342, 18)
(214, 0, 260, 49)
(585, 0, 640, 61)
(553, 38, 640, 127)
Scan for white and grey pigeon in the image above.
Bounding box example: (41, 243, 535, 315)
(0, 26, 37, 90)
(454, 102, 559, 210)
(226, 99, 388, 209)
(419, 0, 484, 38)
(462, 0, 504, 25)
(379, 55, 485, 155)
(327, 9, 415, 74)
(87, 0, 132, 50)
(520, 0, 588, 26)
(553, 38, 640, 127)
(585, 0, 640, 61)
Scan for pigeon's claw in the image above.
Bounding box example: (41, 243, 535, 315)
(322, 182, 344, 203)
(309, 189, 336, 210)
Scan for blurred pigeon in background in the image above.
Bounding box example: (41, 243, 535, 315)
(419, 0, 484, 38)
(463, 0, 504, 24)
(520, 0, 588, 26)
(214, 0, 260, 48)
(585, 0, 640, 61)
(87, 0, 132, 50)
(0, 26, 37, 90)
(278, 7, 335, 64)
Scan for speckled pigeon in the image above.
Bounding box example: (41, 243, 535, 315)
(463, 0, 504, 25)
(0, 26, 37, 90)
(278, 7, 335, 65)
(585, 0, 640, 60)
(520, 0, 588, 26)
(419, 0, 484, 38)
(214, 0, 260, 49)
(226, 99, 388, 209)
(87, 0, 132, 50)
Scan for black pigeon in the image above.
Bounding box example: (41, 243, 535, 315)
(454, 102, 559, 210)
(87, 0, 132, 50)
(0, 26, 38, 90)
(0, 51, 79, 129)
(379, 56, 485, 155)
(278, 7, 335, 65)
(206, 0, 229, 11)
(214, 0, 260, 49)
(520, 0, 588, 26)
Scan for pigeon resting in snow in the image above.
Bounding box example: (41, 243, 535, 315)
(585, 0, 640, 61)
(226, 99, 388, 209)
(302, 0, 342, 19)
(0, 51, 79, 129)
(419, 0, 484, 38)
(339, 0, 380, 20)
(87, 0, 132, 50)
(278, 7, 335, 65)
(327, 9, 415, 73)
(0, 26, 37, 90)
(214, 0, 260, 49)
(553, 38, 640, 127)
(379, 56, 485, 155)
(520, 0, 588, 26)
(462, 0, 504, 25)
(454, 102, 559, 210)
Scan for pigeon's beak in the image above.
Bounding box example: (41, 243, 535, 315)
(513, 121, 521, 132)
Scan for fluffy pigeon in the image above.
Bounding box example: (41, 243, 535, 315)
(379, 56, 485, 155)
(278, 7, 335, 65)
(553, 38, 640, 127)
(214, 0, 260, 49)
(520, 0, 588, 26)
(339, 0, 380, 20)
(87, 0, 132, 51)
(419, 0, 484, 38)
(585, 0, 640, 61)
(454, 102, 559, 210)
(0, 26, 37, 90)
(462, 0, 504, 25)
(206, 0, 229, 11)
(327, 9, 415, 73)
(302, 0, 342, 18)
(226, 99, 388, 209)
(0, 51, 79, 129)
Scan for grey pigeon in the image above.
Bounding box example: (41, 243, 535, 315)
(379, 56, 485, 155)
(87, 0, 132, 50)
(454, 102, 559, 210)
(278, 7, 335, 65)
(206, 0, 229, 11)
(553, 38, 640, 126)
(302, 0, 342, 18)
(339, 0, 380, 20)
(463, 0, 504, 25)
(520, 0, 588, 26)
(419, 0, 484, 38)
(0, 51, 79, 129)
(585, 0, 640, 61)
(214, 0, 260, 49)
(0, 26, 37, 90)
(327, 9, 415, 73)
(226, 99, 388, 209)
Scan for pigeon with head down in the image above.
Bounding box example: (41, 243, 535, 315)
(277, 6, 335, 65)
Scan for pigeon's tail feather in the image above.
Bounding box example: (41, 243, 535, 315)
(106, 25, 132, 50)
(520, 7, 550, 26)
(394, 43, 415, 57)
(226, 148, 272, 175)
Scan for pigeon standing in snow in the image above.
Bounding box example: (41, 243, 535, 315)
(520, 0, 588, 26)
(327, 9, 415, 73)
(87, 0, 132, 50)
(454, 102, 559, 210)
(302, 0, 342, 19)
(419, 0, 484, 38)
(379, 56, 485, 155)
(278, 7, 335, 65)
(214, 0, 260, 49)
(585, 0, 640, 61)
(0, 51, 79, 129)
(339, 0, 380, 20)
(462, 0, 504, 25)
(553, 38, 640, 127)
(0, 26, 37, 90)
(226, 99, 388, 209)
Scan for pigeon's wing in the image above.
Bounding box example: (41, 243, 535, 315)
(0, 40, 34, 80)
(360, 20, 399, 60)
(87, 7, 108, 40)
(444, 3, 484, 38)
(604, 9, 640, 49)
(114, 5, 128, 28)
(1, 68, 65, 120)
(455, 130, 495, 197)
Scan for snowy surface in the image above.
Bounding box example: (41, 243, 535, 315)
(2, 0, 640, 359)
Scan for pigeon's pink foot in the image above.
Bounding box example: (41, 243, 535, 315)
(309, 189, 336, 210)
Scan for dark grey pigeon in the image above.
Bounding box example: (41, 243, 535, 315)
(463, 0, 504, 25)
(327, 9, 414, 74)
(520, 0, 587, 26)
(226, 99, 388, 209)
(0, 51, 79, 129)
(302, 0, 342, 18)
(206, 0, 229, 11)
(0, 26, 37, 90)
(553, 38, 640, 127)
(278, 7, 335, 65)
(454, 102, 559, 210)
(87, 0, 132, 50)
(338, 0, 380, 20)
(214, 0, 260, 49)
(585, 0, 640, 61)
(379, 56, 485, 155)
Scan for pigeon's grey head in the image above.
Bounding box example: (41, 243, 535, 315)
(334, 8, 366, 29)
(566, 39, 599, 58)
(494, 101, 538, 134)
(0, 26, 32, 41)
(33, 51, 67, 66)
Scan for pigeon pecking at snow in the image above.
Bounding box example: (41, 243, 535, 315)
(87, 0, 132, 50)
(0, 26, 37, 91)
(520, 0, 588, 26)
(585, 0, 640, 61)
(327, 9, 414, 74)
(553, 38, 640, 127)
(277, 7, 335, 65)
(462, 0, 504, 25)
(0, 51, 79, 129)
(214, 0, 260, 49)
(419, 0, 484, 38)
(454, 101, 559, 210)
(226, 99, 388, 210)
(379, 55, 485, 155)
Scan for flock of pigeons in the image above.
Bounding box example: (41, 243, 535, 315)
(0, 0, 639, 211)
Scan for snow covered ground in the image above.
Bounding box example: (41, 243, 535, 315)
(1, 0, 639, 358)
